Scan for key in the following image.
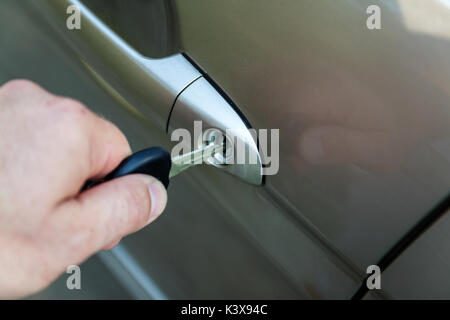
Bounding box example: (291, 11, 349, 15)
(82, 142, 223, 190)
(169, 142, 223, 178)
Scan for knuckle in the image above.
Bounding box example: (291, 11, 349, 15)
(60, 118, 87, 146)
(55, 97, 89, 116)
(0, 79, 40, 93)
(102, 119, 131, 154)
(54, 98, 90, 141)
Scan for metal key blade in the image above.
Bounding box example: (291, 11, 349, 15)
(169, 143, 223, 178)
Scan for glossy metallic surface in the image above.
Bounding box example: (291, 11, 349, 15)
(39, 0, 263, 185)
(82, 0, 179, 58)
(169, 142, 223, 179)
(37, 0, 201, 129)
(169, 77, 263, 185)
(175, 0, 450, 280)
(98, 245, 167, 299)
(2, 0, 309, 298)
(380, 207, 450, 299)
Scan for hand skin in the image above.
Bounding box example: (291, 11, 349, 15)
(0, 80, 168, 299)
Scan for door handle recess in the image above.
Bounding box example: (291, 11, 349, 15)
(37, 0, 263, 185)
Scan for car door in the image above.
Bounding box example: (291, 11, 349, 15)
(2, 0, 450, 299)
(172, 0, 450, 299)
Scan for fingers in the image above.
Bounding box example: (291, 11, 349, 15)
(102, 238, 122, 251)
(52, 174, 167, 266)
(0, 80, 162, 297)
(299, 126, 404, 171)
(0, 79, 52, 107)
(0, 79, 131, 191)
(52, 97, 132, 182)
(85, 115, 132, 180)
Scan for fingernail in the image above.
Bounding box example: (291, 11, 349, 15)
(300, 135, 325, 164)
(147, 180, 167, 223)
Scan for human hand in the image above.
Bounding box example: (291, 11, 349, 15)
(0, 80, 167, 299)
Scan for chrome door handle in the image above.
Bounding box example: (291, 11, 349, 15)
(38, 0, 201, 128)
(37, 0, 263, 185)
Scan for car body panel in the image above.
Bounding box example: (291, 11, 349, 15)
(2, 0, 450, 299)
(175, 0, 450, 273)
(380, 208, 450, 299)
(1, 1, 359, 299)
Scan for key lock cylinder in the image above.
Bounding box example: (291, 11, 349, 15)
(166, 75, 263, 186)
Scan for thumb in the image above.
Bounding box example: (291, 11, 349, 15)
(55, 174, 167, 259)
(299, 126, 403, 171)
